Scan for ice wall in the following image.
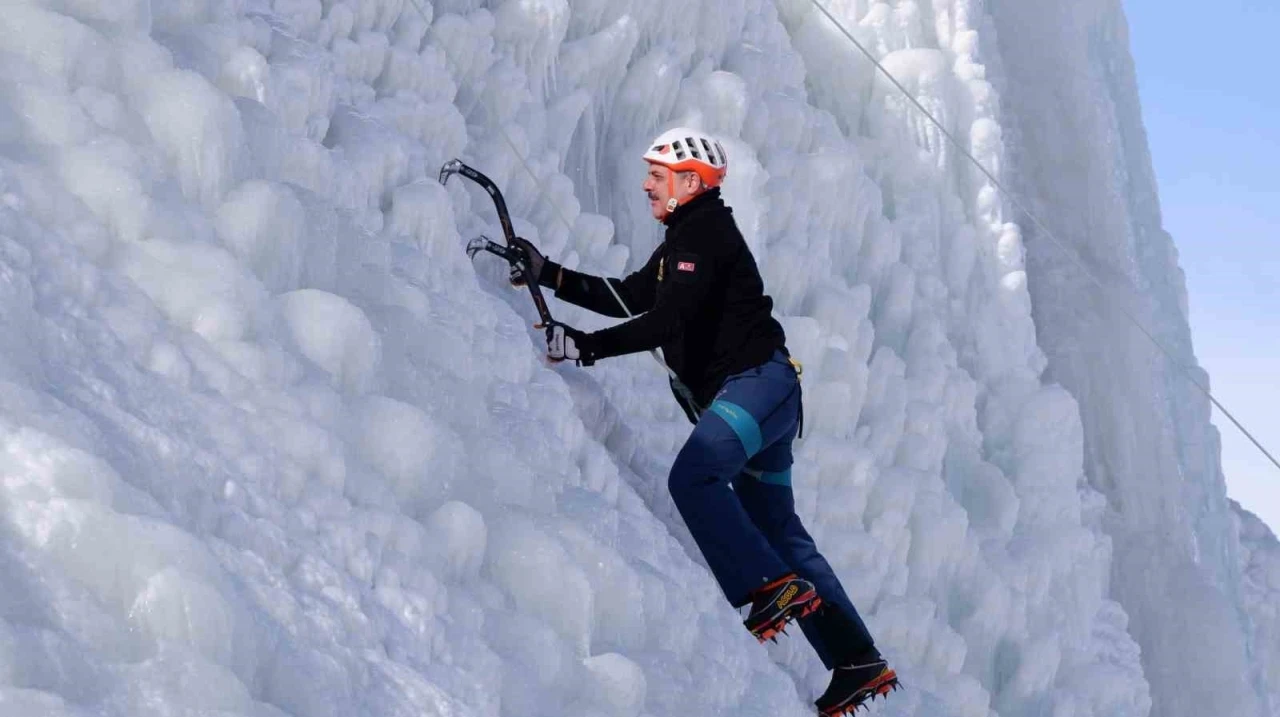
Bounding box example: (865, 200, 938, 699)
(1236, 502, 1280, 709)
(0, 0, 1263, 716)
(986, 0, 1274, 714)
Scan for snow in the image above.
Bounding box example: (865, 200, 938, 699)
(0, 0, 1272, 716)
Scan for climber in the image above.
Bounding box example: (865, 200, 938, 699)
(514, 128, 899, 715)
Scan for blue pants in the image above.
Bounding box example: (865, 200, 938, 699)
(668, 351, 876, 669)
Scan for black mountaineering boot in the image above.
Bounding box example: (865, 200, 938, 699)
(815, 656, 900, 716)
(743, 573, 822, 643)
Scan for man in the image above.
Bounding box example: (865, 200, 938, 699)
(512, 128, 898, 715)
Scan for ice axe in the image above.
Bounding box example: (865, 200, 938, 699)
(440, 159, 554, 328)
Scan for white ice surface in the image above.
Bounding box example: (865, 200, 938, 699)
(0, 1, 1270, 716)
(1236, 502, 1280, 711)
(986, 0, 1276, 714)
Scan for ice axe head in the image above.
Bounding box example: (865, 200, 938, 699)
(465, 235, 490, 260)
(438, 158, 464, 186)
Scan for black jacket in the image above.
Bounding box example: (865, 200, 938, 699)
(540, 189, 786, 417)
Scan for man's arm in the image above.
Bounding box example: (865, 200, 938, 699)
(542, 249, 661, 318)
(584, 247, 718, 360)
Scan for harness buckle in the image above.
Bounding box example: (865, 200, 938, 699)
(787, 356, 803, 381)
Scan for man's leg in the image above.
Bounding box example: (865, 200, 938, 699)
(734, 439, 878, 668)
(737, 477, 901, 716)
(720, 357, 899, 712)
(668, 406, 792, 606)
(668, 355, 813, 606)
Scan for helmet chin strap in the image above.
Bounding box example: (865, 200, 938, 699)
(660, 171, 701, 221)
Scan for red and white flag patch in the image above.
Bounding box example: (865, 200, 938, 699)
(677, 261, 696, 272)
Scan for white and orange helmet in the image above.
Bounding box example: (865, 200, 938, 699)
(643, 128, 728, 213)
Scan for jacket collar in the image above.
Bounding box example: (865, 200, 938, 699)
(663, 188, 723, 233)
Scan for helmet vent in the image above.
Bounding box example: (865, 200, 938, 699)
(700, 138, 716, 164)
(686, 137, 702, 160)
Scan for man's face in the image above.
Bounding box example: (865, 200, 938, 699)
(643, 164, 699, 221)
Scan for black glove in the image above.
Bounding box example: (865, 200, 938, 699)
(510, 236, 556, 288)
(545, 321, 596, 366)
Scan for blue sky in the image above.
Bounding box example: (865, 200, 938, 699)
(1124, 0, 1280, 532)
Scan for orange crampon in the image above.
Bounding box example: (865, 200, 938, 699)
(817, 666, 900, 716)
(753, 594, 822, 643)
